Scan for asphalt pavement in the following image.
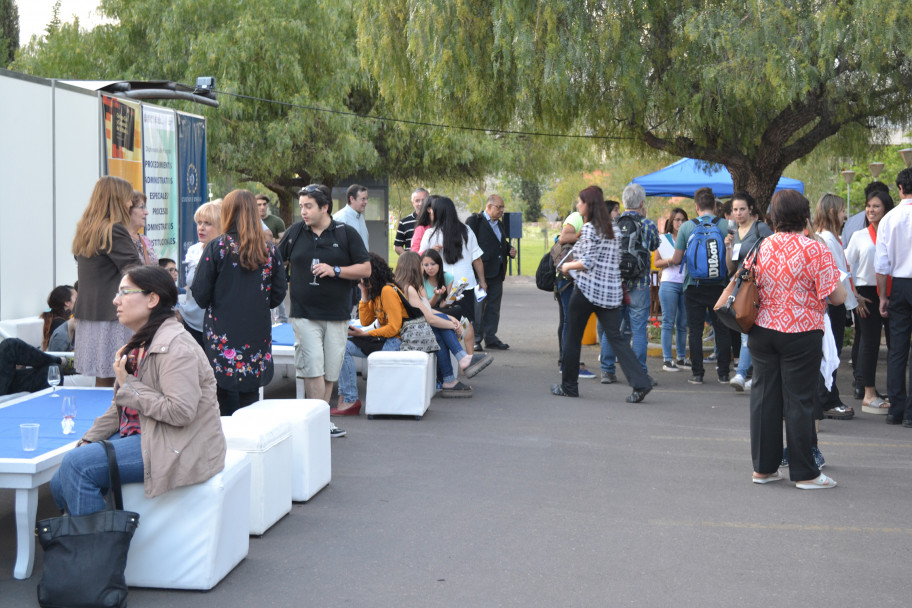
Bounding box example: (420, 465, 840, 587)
(2, 277, 910, 607)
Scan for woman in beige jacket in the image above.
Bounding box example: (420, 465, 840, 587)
(51, 265, 226, 515)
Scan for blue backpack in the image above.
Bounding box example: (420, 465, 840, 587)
(684, 217, 726, 281)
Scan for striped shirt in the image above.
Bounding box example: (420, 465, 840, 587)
(394, 212, 418, 248)
(571, 223, 624, 308)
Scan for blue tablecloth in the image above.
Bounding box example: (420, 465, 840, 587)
(272, 323, 294, 347)
(0, 388, 113, 459)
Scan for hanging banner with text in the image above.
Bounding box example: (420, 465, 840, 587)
(141, 105, 179, 262)
(102, 95, 144, 190)
(177, 112, 207, 282)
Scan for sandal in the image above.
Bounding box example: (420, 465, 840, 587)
(795, 474, 837, 490)
(440, 381, 473, 398)
(862, 397, 890, 415)
(752, 470, 784, 484)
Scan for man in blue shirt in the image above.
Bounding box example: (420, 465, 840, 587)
(599, 184, 660, 384)
(669, 187, 732, 384)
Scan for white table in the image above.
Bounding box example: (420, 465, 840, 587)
(0, 387, 112, 579)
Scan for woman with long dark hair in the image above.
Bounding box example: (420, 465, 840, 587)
(50, 265, 226, 515)
(749, 190, 845, 489)
(191, 189, 287, 415)
(334, 253, 406, 415)
(72, 176, 142, 386)
(418, 196, 485, 350)
(845, 190, 894, 413)
(551, 186, 652, 402)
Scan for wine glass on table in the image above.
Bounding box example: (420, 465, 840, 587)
(47, 365, 61, 396)
(310, 258, 321, 286)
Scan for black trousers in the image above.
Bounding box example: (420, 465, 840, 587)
(854, 285, 889, 388)
(684, 284, 730, 378)
(816, 303, 846, 410)
(217, 387, 259, 417)
(749, 326, 822, 482)
(477, 277, 504, 344)
(560, 289, 649, 396)
(0, 338, 59, 396)
(887, 278, 912, 421)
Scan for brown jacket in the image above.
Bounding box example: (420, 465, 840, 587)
(84, 318, 226, 498)
(74, 223, 141, 322)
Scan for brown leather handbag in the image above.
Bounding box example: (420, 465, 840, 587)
(714, 239, 764, 333)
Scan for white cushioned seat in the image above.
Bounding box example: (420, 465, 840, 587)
(220, 416, 293, 535)
(232, 399, 331, 502)
(365, 351, 435, 420)
(122, 449, 251, 590)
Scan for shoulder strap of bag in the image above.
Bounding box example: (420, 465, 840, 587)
(99, 440, 124, 511)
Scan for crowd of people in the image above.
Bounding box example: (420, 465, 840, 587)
(548, 170, 912, 490)
(9, 168, 912, 513)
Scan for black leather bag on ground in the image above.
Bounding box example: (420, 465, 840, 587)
(36, 440, 140, 608)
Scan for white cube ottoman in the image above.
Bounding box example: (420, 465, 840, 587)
(365, 350, 435, 420)
(220, 416, 293, 535)
(233, 399, 331, 502)
(122, 449, 252, 590)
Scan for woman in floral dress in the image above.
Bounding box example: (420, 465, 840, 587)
(191, 189, 287, 415)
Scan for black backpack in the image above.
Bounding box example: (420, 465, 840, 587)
(535, 251, 556, 292)
(616, 214, 651, 281)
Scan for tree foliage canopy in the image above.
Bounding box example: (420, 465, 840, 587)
(359, 0, 912, 208)
(0, 0, 18, 67)
(13, 0, 504, 220)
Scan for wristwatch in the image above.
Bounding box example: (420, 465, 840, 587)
(333, 266, 341, 278)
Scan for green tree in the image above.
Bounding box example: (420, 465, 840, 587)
(0, 0, 18, 67)
(13, 0, 506, 225)
(358, 0, 912, 210)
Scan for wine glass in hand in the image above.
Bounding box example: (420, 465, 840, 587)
(47, 365, 61, 396)
(310, 258, 321, 286)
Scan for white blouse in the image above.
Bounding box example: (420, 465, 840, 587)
(844, 226, 877, 287)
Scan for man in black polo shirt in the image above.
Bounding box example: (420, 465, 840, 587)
(393, 187, 428, 256)
(278, 184, 371, 412)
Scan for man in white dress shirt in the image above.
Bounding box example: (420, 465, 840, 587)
(875, 168, 912, 427)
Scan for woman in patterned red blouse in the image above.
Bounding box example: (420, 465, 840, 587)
(748, 190, 846, 490)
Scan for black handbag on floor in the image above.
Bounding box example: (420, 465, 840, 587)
(37, 440, 140, 608)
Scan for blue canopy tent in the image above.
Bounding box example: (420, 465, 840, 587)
(631, 158, 804, 197)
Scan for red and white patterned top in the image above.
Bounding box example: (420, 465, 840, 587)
(752, 233, 839, 333)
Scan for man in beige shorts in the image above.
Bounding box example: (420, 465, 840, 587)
(278, 185, 371, 422)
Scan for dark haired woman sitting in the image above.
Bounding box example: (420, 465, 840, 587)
(50, 265, 226, 516)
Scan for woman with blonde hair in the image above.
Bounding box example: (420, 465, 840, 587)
(191, 190, 287, 415)
(72, 176, 141, 386)
(178, 200, 222, 346)
(813, 193, 864, 420)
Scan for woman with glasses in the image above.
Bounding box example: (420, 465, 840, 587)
(191, 189, 287, 415)
(50, 265, 226, 516)
(72, 176, 142, 387)
(127, 190, 158, 266)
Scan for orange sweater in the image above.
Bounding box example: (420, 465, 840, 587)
(360, 284, 408, 338)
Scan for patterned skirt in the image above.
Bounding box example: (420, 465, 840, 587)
(75, 320, 134, 378)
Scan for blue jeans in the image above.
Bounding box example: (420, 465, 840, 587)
(600, 285, 650, 375)
(50, 433, 145, 516)
(432, 313, 467, 383)
(658, 281, 687, 361)
(338, 336, 402, 402)
(736, 332, 752, 377)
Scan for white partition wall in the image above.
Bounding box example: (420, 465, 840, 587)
(0, 70, 102, 320)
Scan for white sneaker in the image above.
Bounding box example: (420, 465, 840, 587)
(744, 379, 752, 391)
(730, 374, 746, 392)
